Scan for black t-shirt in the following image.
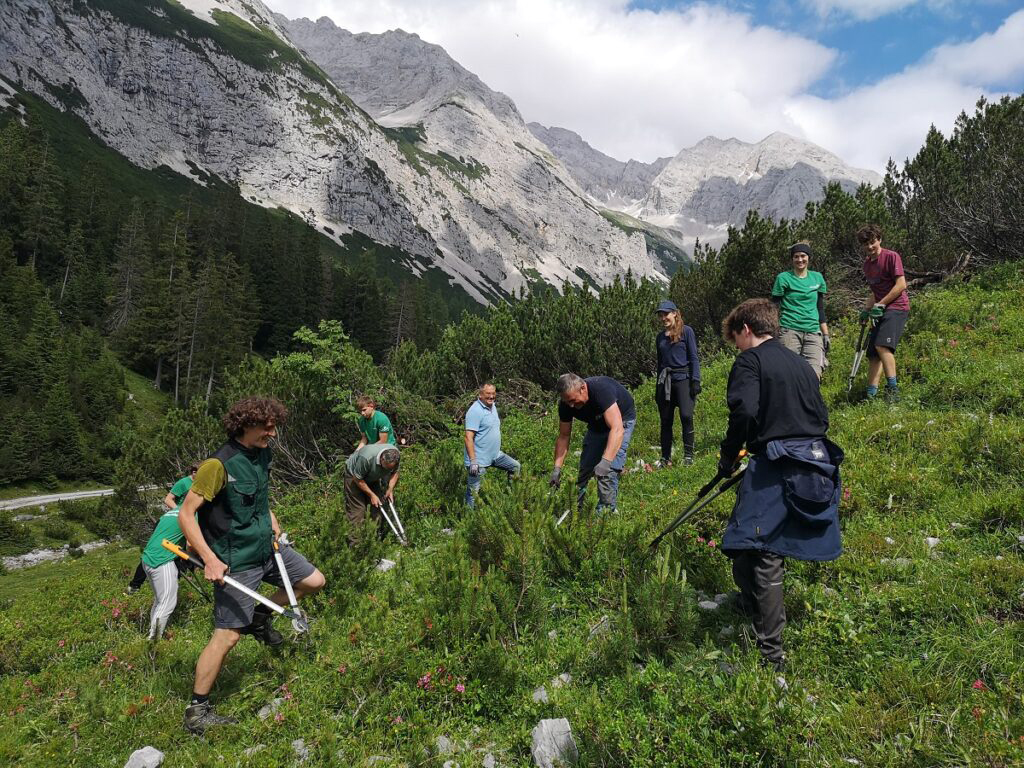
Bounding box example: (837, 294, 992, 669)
(558, 376, 636, 432)
(721, 338, 829, 459)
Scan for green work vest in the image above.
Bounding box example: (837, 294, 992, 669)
(197, 440, 273, 572)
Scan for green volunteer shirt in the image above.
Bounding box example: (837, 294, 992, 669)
(771, 269, 827, 333)
(141, 508, 186, 568)
(345, 443, 397, 488)
(169, 475, 193, 505)
(357, 410, 397, 445)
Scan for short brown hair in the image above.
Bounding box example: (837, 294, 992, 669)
(856, 224, 883, 244)
(355, 395, 376, 409)
(721, 299, 779, 342)
(222, 396, 288, 437)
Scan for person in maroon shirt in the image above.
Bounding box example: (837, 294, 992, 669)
(857, 224, 910, 401)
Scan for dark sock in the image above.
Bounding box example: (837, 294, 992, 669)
(190, 693, 209, 706)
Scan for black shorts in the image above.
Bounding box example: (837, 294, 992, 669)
(867, 310, 909, 358)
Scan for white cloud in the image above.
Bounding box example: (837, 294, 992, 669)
(264, 1, 1022, 173)
(786, 9, 1024, 168)
(265, 0, 835, 161)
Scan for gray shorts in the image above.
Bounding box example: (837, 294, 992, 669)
(213, 545, 316, 629)
(867, 310, 909, 358)
(778, 327, 826, 376)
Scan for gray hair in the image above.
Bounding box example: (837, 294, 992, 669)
(479, 382, 496, 393)
(556, 373, 584, 395)
(380, 448, 400, 466)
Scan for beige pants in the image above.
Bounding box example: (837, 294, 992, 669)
(779, 327, 826, 377)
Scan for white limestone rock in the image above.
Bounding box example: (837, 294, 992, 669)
(124, 747, 164, 768)
(530, 719, 579, 768)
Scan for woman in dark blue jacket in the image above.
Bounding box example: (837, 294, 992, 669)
(654, 300, 701, 466)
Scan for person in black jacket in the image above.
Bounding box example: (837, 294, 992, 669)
(717, 298, 843, 670)
(654, 300, 701, 466)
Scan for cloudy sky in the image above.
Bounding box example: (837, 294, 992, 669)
(264, 0, 1024, 172)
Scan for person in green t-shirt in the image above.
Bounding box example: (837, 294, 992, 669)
(140, 507, 187, 640)
(355, 396, 397, 448)
(163, 465, 198, 509)
(126, 465, 198, 595)
(771, 242, 830, 378)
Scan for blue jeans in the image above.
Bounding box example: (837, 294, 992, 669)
(465, 452, 522, 507)
(577, 418, 635, 511)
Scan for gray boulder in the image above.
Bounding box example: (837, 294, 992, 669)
(531, 718, 579, 768)
(124, 747, 164, 768)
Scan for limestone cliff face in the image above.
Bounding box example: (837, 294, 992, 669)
(635, 133, 881, 232)
(527, 123, 670, 209)
(531, 125, 882, 248)
(0, 0, 670, 302)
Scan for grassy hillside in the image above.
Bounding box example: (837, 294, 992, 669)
(1, 268, 1022, 766)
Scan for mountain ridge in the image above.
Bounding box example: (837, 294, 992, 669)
(0, 0, 674, 304)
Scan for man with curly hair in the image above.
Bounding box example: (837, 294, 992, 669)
(177, 396, 326, 735)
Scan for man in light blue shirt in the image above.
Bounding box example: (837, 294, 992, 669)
(464, 383, 521, 507)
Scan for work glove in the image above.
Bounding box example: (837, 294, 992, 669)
(859, 309, 870, 323)
(468, 463, 480, 477)
(593, 457, 614, 477)
(717, 454, 741, 479)
(690, 379, 702, 398)
(822, 334, 831, 354)
(549, 466, 562, 489)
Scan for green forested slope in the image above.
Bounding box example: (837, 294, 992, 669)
(1, 267, 1022, 766)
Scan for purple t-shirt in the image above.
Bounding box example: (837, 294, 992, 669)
(863, 248, 910, 311)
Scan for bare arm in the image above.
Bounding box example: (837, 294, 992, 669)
(356, 436, 367, 450)
(162, 492, 177, 509)
(879, 275, 908, 306)
(177, 490, 227, 583)
(553, 420, 573, 469)
(865, 275, 908, 308)
(601, 403, 624, 462)
(384, 470, 400, 501)
(375, 432, 390, 445)
(464, 430, 477, 463)
(355, 477, 380, 508)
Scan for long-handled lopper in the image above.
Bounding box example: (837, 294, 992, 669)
(375, 498, 408, 546)
(847, 307, 884, 394)
(272, 533, 310, 633)
(161, 539, 310, 632)
(648, 452, 747, 553)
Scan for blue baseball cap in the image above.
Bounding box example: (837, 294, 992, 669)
(655, 299, 678, 313)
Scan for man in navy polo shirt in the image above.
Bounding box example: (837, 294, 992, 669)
(550, 373, 637, 512)
(464, 383, 520, 507)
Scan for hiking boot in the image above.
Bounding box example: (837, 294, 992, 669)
(683, 452, 694, 466)
(240, 607, 283, 647)
(884, 386, 900, 404)
(654, 458, 672, 469)
(184, 702, 237, 735)
(124, 585, 139, 595)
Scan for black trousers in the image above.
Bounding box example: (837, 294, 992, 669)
(731, 550, 786, 664)
(656, 379, 695, 461)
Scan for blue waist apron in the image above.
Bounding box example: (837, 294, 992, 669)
(721, 437, 844, 561)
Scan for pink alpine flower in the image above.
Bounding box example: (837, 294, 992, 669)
(707, 540, 716, 548)
(455, 683, 465, 693)
(972, 679, 987, 691)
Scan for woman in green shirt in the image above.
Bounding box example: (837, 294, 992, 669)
(771, 242, 830, 378)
